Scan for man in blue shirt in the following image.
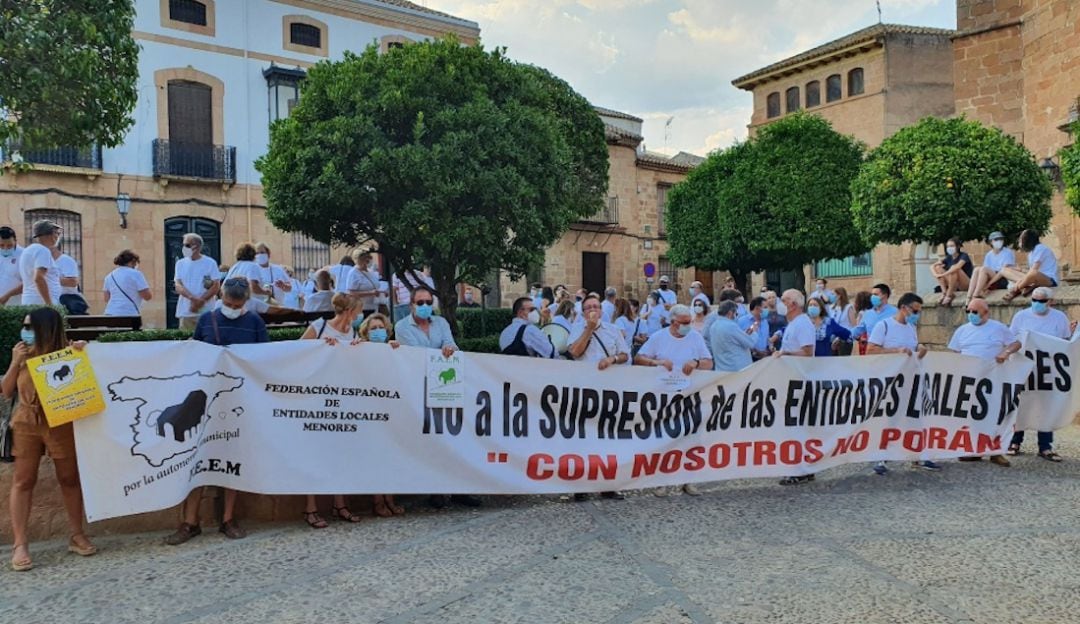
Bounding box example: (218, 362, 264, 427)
(499, 297, 555, 357)
(852, 283, 898, 340)
(711, 301, 759, 372)
(394, 285, 457, 359)
(737, 296, 771, 359)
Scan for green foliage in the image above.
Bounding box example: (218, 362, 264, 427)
(0, 305, 65, 370)
(0, 0, 140, 149)
(457, 335, 501, 354)
(666, 113, 868, 278)
(851, 117, 1052, 246)
(96, 327, 307, 343)
(1061, 122, 1080, 214)
(457, 308, 514, 339)
(255, 38, 608, 335)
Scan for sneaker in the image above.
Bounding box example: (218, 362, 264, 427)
(682, 483, 702, 496)
(653, 486, 672, 497)
(989, 455, 1011, 467)
(873, 461, 888, 476)
(914, 460, 942, 471)
(219, 520, 247, 540)
(164, 522, 201, 546)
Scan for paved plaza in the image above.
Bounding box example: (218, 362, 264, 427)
(4, 427, 1080, 624)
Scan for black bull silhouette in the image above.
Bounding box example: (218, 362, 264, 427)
(155, 390, 208, 442)
(52, 365, 72, 382)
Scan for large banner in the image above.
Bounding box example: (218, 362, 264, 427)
(74, 341, 1035, 522)
(1015, 330, 1080, 431)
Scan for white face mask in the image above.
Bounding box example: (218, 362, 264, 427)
(255, 253, 269, 266)
(220, 305, 244, 320)
(527, 310, 541, 325)
(182, 246, 194, 259)
(776, 301, 788, 316)
(946, 246, 957, 256)
(992, 240, 1004, 250)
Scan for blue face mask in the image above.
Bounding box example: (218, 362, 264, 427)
(807, 306, 821, 318)
(907, 312, 920, 325)
(967, 312, 983, 326)
(414, 303, 433, 320)
(369, 328, 388, 343)
(677, 324, 691, 337)
(20, 329, 35, 346)
(1032, 301, 1048, 315)
(0, 249, 13, 258)
(351, 317, 364, 332)
(870, 295, 882, 308)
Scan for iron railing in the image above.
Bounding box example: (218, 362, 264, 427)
(152, 139, 236, 183)
(814, 253, 874, 279)
(2, 142, 102, 169)
(579, 196, 619, 225)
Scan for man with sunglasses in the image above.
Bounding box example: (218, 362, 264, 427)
(174, 233, 221, 330)
(1007, 287, 1070, 461)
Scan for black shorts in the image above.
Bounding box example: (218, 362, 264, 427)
(988, 278, 1008, 290)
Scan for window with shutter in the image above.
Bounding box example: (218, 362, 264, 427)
(169, 0, 207, 26)
(806, 81, 821, 108)
(290, 23, 322, 49)
(826, 75, 842, 102)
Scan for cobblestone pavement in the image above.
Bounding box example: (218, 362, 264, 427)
(4, 427, 1080, 624)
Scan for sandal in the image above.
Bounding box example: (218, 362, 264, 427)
(1021, 285, 1035, 297)
(1002, 289, 1019, 302)
(303, 511, 329, 529)
(1038, 450, 1063, 462)
(389, 501, 405, 515)
(778, 475, 815, 486)
(940, 295, 952, 307)
(1007, 443, 1022, 456)
(11, 544, 32, 572)
(372, 499, 393, 518)
(333, 506, 363, 523)
(68, 534, 98, 557)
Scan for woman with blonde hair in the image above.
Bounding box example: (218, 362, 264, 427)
(355, 313, 403, 515)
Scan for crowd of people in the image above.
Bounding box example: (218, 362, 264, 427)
(2, 223, 1073, 571)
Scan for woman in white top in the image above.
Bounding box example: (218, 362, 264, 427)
(303, 270, 335, 313)
(280, 266, 302, 309)
(1002, 229, 1058, 302)
(224, 243, 269, 301)
(551, 299, 575, 332)
(690, 298, 708, 333)
(968, 231, 1017, 299)
(103, 249, 152, 316)
(640, 291, 664, 336)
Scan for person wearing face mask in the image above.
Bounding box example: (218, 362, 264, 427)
(1007, 287, 1070, 461)
(224, 243, 270, 301)
(0, 226, 23, 306)
(103, 249, 152, 317)
(689, 280, 710, 309)
(4, 307, 96, 571)
(392, 267, 435, 320)
(811, 278, 835, 304)
(851, 283, 897, 342)
(738, 297, 771, 360)
(805, 296, 851, 357)
(18, 220, 62, 307)
(931, 237, 972, 307)
(967, 231, 1017, 300)
(690, 298, 709, 333)
(459, 288, 481, 308)
(639, 291, 664, 336)
(353, 313, 405, 515)
(253, 242, 291, 305)
(347, 249, 382, 315)
(174, 233, 220, 330)
(167, 278, 268, 546)
(279, 267, 302, 309)
(499, 297, 555, 357)
(655, 275, 676, 311)
(1001, 229, 1059, 302)
(710, 300, 759, 372)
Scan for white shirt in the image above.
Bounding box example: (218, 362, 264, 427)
(637, 327, 711, 370)
(392, 271, 434, 306)
(1010, 307, 1070, 340)
(258, 262, 290, 303)
(656, 288, 676, 308)
(601, 299, 616, 323)
(780, 314, 816, 355)
(833, 303, 856, 331)
(282, 278, 302, 309)
(0, 246, 22, 305)
(303, 290, 334, 313)
(983, 248, 1016, 272)
(1028, 243, 1058, 283)
(56, 254, 79, 295)
(103, 266, 150, 316)
(615, 316, 645, 342)
(948, 320, 1017, 362)
(346, 265, 381, 310)
(328, 264, 353, 293)
(498, 318, 555, 358)
(226, 260, 264, 296)
(641, 303, 664, 335)
(174, 255, 219, 318)
(569, 321, 630, 363)
(215, 297, 270, 315)
(18, 243, 60, 305)
(309, 317, 353, 342)
(868, 316, 919, 351)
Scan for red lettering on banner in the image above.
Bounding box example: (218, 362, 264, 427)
(948, 427, 974, 453)
(804, 439, 824, 463)
(587, 454, 617, 480)
(779, 440, 801, 465)
(559, 455, 585, 480)
(754, 440, 777, 466)
(632, 453, 661, 477)
(660, 450, 682, 474)
(880, 428, 901, 449)
(684, 446, 706, 471)
(708, 443, 730, 468)
(526, 454, 555, 480)
(928, 426, 948, 449)
(976, 433, 1001, 454)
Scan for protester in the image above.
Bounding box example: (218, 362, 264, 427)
(656, 275, 676, 311)
(354, 313, 405, 515)
(615, 298, 647, 352)
(280, 267, 302, 309)
(948, 297, 1021, 467)
(499, 297, 555, 357)
(573, 288, 587, 315)
(1002, 229, 1059, 301)
(166, 278, 268, 545)
(102, 250, 152, 317)
(552, 299, 575, 332)
(763, 290, 788, 337)
(0, 226, 22, 306)
(931, 237, 973, 307)
(303, 270, 335, 313)
(866, 293, 938, 474)
(640, 290, 665, 335)
(773, 290, 817, 487)
(329, 255, 355, 294)
(1007, 287, 1070, 461)
(301, 268, 318, 303)
(347, 249, 381, 315)
(459, 289, 480, 308)
(600, 287, 617, 323)
(224, 243, 269, 300)
(53, 246, 87, 315)
(18, 220, 62, 307)
(392, 267, 434, 319)
(830, 288, 856, 355)
(4, 307, 96, 571)
(967, 231, 1017, 299)
(710, 300, 759, 372)
(690, 280, 710, 308)
(174, 233, 220, 330)
(634, 304, 712, 496)
(852, 283, 897, 341)
(254, 242, 291, 304)
(851, 290, 873, 355)
(737, 296, 771, 360)
(811, 278, 834, 303)
(690, 297, 709, 333)
(806, 296, 850, 357)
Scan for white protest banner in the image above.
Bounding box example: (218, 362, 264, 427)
(1015, 330, 1080, 431)
(75, 341, 1033, 522)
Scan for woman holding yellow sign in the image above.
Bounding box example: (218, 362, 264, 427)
(3, 307, 96, 571)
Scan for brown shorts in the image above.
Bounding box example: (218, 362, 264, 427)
(178, 316, 200, 331)
(13, 423, 76, 460)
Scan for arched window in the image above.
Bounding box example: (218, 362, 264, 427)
(282, 15, 329, 57)
(806, 81, 821, 108)
(169, 0, 206, 25)
(786, 87, 801, 113)
(826, 74, 842, 103)
(290, 23, 321, 49)
(766, 92, 780, 119)
(24, 209, 83, 282)
(162, 0, 214, 36)
(848, 68, 865, 96)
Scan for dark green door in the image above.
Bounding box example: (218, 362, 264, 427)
(164, 217, 221, 328)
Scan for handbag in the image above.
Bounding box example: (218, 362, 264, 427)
(1, 398, 15, 463)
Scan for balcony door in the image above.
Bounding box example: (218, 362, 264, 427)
(167, 80, 213, 178)
(164, 217, 221, 328)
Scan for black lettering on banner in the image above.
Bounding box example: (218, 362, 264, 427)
(953, 376, 975, 420)
(509, 390, 528, 438)
(539, 385, 557, 439)
(475, 390, 492, 436)
(598, 390, 620, 439)
(1054, 353, 1071, 391)
(707, 385, 734, 431)
(784, 380, 802, 427)
(971, 378, 992, 421)
(906, 373, 922, 419)
(423, 407, 462, 435)
(617, 391, 638, 439)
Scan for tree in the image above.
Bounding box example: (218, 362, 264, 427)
(665, 113, 868, 292)
(851, 116, 1052, 247)
(1060, 122, 1080, 215)
(0, 0, 140, 150)
(256, 38, 609, 333)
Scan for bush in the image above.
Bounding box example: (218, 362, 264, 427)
(1061, 122, 1080, 215)
(0, 305, 66, 370)
(458, 335, 501, 354)
(96, 326, 307, 343)
(457, 308, 514, 339)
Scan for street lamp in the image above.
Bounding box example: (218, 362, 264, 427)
(263, 65, 306, 122)
(1039, 156, 1062, 186)
(116, 192, 131, 229)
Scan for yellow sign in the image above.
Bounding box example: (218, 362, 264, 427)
(27, 347, 106, 427)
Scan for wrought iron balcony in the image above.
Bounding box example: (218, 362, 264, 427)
(1, 142, 102, 170)
(152, 139, 236, 183)
(578, 196, 620, 225)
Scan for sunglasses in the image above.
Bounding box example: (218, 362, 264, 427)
(414, 300, 434, 306)
(1032, 298, 1049, 303)
(21, 323, 31, 330)
(183, 243, 197, 249)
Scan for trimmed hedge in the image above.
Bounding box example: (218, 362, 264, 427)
(97, 327, 308, 343)
(0, 305, 66, 370)
(457, 335, 501, 354)
(457, 308, 514, 339)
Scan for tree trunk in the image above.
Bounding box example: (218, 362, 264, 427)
(792, 269, 806, 294)
(731, 270, 749, 297)
(434, 272, 460, 340)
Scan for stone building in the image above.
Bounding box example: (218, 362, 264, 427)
(0, 0, 478, 328)
(496, 107, 705, 307)
(732, 24, 956, 296)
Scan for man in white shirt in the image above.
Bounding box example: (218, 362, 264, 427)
(499, 297, 554, 358)
(774, 290, 814, 358)
(1008, 287, 1070, 461)
(346, 249, 381, 314)
(949, 297, 1021, 467)
(53, 246, 86, 315)
(867, 293, 938, 473)
(601, 287, 617, 323)
(224, 243, 270, 300)
(656, 275, 676, 310)
(254, 242, 291, 304)
(968, 231, 1017, 299)
(18, 220, 63, 306)
(174, 233, 221, 330)
(328, 255, 354, 293)
(0, 226, 23, 306)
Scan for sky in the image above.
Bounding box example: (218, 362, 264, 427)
(423, 0, 956, 156)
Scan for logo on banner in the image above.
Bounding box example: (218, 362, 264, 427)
(107, 372, 245, 467)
